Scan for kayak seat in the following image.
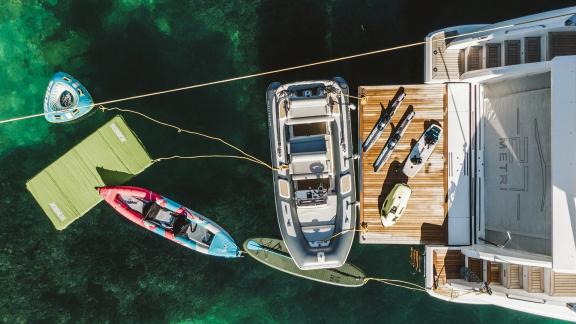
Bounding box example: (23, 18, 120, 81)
(144, 203, 177, 228)
(202, 232, 215, 245)
(172, 215, 188, 233)
(175, 222, 199, 239)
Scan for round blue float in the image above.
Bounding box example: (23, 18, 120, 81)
(43, 72, 94, 123)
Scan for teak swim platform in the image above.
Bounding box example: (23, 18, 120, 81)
(358, 84, 448, 245)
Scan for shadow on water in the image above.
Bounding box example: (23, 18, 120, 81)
(96, 167, 135, 186)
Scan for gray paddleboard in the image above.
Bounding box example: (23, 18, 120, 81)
(244, 238, 366, 287)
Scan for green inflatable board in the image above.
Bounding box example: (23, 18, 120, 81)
(27, 115, 152, 230)
(244, 238, 366, 287)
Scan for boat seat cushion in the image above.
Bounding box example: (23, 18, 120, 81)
(290, 152, 329, 175)
(291, 172, 330, 180)
(176, 222, 198, 238)
(287, 98, 328, 118)
(145, 203, 177, 227)
(172, 216, 189, 233)
(301, 225, 335, 242)
(202, 232, 215, 245)
(297, 194, 338, 224)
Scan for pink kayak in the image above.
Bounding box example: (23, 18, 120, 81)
(98, 186, 240, 258)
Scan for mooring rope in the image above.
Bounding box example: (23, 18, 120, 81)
(364, 277, 427, 292)
(82, 20, 536, 107)
(152, 155, 281, 171)
(2, 11, 574, 125)
(99, 106, 286, 171)
(329, 226, 368, 240)
(0, 111, 58, 124)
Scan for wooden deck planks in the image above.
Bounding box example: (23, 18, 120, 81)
(488, 261, 501, 284)
(431, 33, 462, 81)
(527, 267, 544, 293)
(433, 249, 464, 287)
(359, 84, 447, 244)
(468, 258, 483, 282)
(550, 271, 576, 296)
(506, 264, 522, 289)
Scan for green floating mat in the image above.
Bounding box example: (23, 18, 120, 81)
(27, 115, 152, 230)
(244, 238, 366, 287)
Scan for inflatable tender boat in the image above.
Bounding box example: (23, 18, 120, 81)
(266, 78, 357, 270)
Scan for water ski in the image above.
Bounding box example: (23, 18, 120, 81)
(402, 124, 442, 177)
(362, 87, 405, 152)
(43, 72, 94, 123)
(373, 110, 415, 172)
(243, 238, 366, 287)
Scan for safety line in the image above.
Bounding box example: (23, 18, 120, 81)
(60, 18, 562, 107)
(0, 10, 573, 125)
(329, 225, 368, 240)
(0, 110, 70, 124)
(152, 155, 279, 171)
(100, 106, 286, 171)
(364, 277, 427, 292)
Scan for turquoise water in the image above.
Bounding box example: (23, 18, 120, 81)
(0, 1, 571, 322)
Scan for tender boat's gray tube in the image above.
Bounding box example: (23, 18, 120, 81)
(267, 78, 357, 270)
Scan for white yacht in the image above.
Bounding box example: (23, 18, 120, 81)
(267, 78, 357, 270)
(421, 6, 576, 321)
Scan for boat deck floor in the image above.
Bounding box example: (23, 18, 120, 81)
(431, 32, 462, 81)
(433, 249, 464, 287)
(358, 84, 447, 244)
